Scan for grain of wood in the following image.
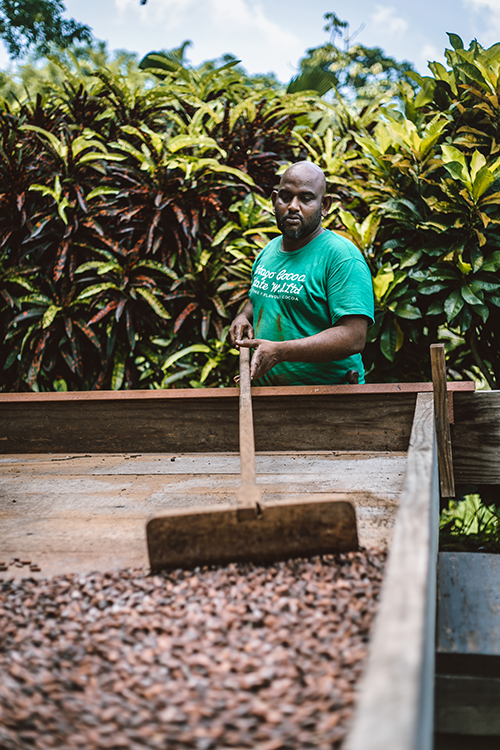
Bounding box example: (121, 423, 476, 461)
(430, 343, 455, 497)
(452, 391, 500, 484)
(236, 347, 260, 516)
(435, 674, 500, 735)
(345, 392, 439, 750)
(0, 385, 473, 455)
(437, 552, 500, 657)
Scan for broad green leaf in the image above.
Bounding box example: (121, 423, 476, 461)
(414, 78, 436, 109)
(161, 366, 199, 388)
(472, 165, 495, 201)
(136, 260, 178, 278)
(57, 197, 71, 224)
(76, 282, 117, 300)
(199, 359, 218, 383)
(444, 290, 464, 320)
(393, 302, 421, 320)
(400, 248, 422, 269)
(427, 300, 445, 315)
(42, 305, 61, 329)
(441, 144, 468, 172)
(461, 285, 484, 305)
(447, 33, 464, 50)
(380, 320, 397, 362)
(473, 303, 490, 323)
(20, 124, 64, 155)
(76, 261, 120, 274)
(472, 278, 499, 292)
(481, 251, 500, 271)
(162, 344, 211, 371)
(87, 187, 120, 200)
(136, 288, 171, 319)
(418, 281, 448, 295)
(373, 266, 394, 300)
(111, 351, 126, 391)
(470, 151, 487, 182)
(212, 222, 238, 246)
(167, 134, 224, 155)
(78, 152, 125, 164)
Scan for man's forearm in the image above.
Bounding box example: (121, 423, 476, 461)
(237, 316, 368, 380)
(278, 323, 366, 363)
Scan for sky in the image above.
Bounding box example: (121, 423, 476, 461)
(5, 0, 500, 79)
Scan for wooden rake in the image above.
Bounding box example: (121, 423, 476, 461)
(146, 347, 358, 571)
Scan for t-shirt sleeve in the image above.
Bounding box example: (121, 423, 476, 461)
(326, 256, 375, 326)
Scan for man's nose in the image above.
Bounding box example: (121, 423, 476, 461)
(289, 196, 300, 211)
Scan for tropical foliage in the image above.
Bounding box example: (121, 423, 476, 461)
(0, 48, 310, 390)
(1, 32, 500, 391)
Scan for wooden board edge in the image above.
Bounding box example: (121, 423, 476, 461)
(146, 496, 358, 571)
(0, 381, 475, 403)
(345, 392, 439, 750)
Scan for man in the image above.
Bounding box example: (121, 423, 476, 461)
(228, 161, 374, 385)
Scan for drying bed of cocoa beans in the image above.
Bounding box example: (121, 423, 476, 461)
(0, 549, 386, 750)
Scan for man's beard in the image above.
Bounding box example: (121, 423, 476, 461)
(275, 206, 323, 240)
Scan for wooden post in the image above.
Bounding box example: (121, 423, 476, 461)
(345, 393, 439, 750)
(236, 347, 260, 519)
(430, 343, 455, 498)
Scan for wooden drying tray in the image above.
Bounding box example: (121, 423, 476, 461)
(0, 381, 475, 457)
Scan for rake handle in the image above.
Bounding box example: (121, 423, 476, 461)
(237, 347, 261, 515)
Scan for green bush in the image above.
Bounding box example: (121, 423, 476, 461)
(1, 35, 500, 391)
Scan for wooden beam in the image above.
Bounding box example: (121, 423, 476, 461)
(345, 393, 439, 750)
(437, 552, 500, 658)
(452, 391, 500, 484)
(430, 344, 455, 498)
(0, 383, 473, 456)
(0, 381, 474, 403)
(435, 674, 500, 735)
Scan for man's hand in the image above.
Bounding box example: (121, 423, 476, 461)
(236, 338, 283, 380)
(228, 313, 254, 347)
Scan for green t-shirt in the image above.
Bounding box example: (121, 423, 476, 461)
(248, 230, 374, 386)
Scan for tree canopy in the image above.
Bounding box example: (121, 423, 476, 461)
(0, 0, 91, 58)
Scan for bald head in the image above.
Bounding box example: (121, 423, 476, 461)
(279, 161, 327, 198)
(272, 161, 331, 249)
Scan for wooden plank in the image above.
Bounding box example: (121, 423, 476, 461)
(430, 344, 455, 497)
(452, 391, 500, 484)
(0, 451, 406, 576)
(435, 674, 500, 735)
(0, 381, 475, 403)
(236, 347, 260, 516)
(146, 495, 358, 571)
(345, 392, 439, 750)
(0, 392, 419, 454)
(437, 552, 500, 658)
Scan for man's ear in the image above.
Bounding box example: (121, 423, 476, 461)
(271, 190, 278, 207)
(321, 194, 333, 217)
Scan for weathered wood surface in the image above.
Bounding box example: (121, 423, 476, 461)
(236, 347, 261, 516)
(437, 552, 500, 657)
(0, 381, 475, 402)
(430, 344, 455, 497)
(147, 495, 358, 571)
(435, 674, 500, 735)
(0, 451, 406, 577)
(0, 382, 473, 455)
(452, 391, 500, 484)
(346, 393, 439, 750)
